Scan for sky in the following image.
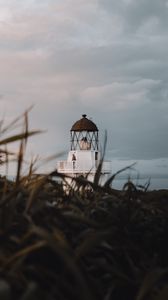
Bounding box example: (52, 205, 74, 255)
(0, 0, 168, 177)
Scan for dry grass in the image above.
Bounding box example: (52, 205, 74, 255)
(0, 111, 168, 300)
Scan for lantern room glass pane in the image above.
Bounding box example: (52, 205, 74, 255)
(71, 131, 99, 150)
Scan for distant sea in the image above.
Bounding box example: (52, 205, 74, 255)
(7, 175, 168, 191)
(112, 176, 168, 190)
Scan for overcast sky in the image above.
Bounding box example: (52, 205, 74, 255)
(0, 0, 168, 176)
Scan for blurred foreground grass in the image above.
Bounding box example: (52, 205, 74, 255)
(0, 110, 168, 300)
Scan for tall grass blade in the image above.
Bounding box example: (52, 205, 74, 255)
(94, 130, 107, 186)
(15, 139, 24, 185)
(136, 269, 168, 300)
(25, 175, 49, 213)
(104, 162, 136, 189)
(154, 285, 168, 300)
(0, 130, 43, 146)
(0, 105, 34, 135)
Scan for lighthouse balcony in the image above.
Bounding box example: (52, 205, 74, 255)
(56, 160, 111, 174)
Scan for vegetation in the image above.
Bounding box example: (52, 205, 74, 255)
(0, 110, 168, 300)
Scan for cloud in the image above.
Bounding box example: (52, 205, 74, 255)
(147, 81, 168, 102)
(79, 79, 160, 111)
(0, 0, 168, 174)
(99, 0, 168, 35)
(0, 0, 119, 51)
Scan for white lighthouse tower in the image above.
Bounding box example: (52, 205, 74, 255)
(57, 114, 111, 185)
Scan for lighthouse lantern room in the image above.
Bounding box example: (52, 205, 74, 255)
(57, 114, 111, 184)
(70, 114, 99, 151)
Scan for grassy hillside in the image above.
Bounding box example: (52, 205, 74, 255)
(0, 111, 168, 300)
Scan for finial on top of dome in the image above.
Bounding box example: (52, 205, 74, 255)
(82, 114, 87, 118)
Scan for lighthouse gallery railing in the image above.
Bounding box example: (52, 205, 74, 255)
(56, 160, 111, 174)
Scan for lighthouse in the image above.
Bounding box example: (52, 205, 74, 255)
(57, 114, 111, 185)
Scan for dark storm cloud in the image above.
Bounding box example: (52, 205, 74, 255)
(99, 0, 168, 32)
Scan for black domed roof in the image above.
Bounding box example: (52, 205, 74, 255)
(71, 114, 98, 132)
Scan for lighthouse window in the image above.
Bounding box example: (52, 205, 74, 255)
(72, 153, 76, 170)
(72, 153, 76, 161)
(95, 152, 98, 160)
